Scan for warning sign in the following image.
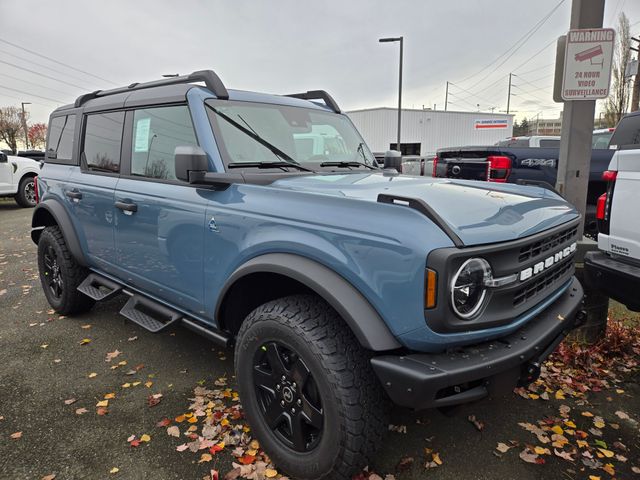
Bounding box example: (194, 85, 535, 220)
(561, 28, 615, 101)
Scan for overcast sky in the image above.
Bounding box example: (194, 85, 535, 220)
(1, 0, 639, 125)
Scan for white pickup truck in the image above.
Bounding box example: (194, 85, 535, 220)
(586, 112, 640, 311)
(0, 152, 40, 207)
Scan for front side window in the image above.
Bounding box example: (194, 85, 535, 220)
(46, 115, 76, 162)
(206, 100, 376, 168)
(83, 111, 125, 173)
(131, 105, 198, 180)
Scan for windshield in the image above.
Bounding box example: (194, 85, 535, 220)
(206, 100, 377, 169)
(592, 130, 614, 149)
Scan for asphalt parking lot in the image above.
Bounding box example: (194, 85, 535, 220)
(1, 199, 639, 480)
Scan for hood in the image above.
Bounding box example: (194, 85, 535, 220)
(9, 155, 39, 169)
(270, 172, 579, 246)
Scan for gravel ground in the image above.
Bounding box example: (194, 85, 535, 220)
(0, 200, 638, 480)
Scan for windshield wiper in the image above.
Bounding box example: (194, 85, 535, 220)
(227, 161, 314, 172)
(319, 161, 377, 170)
(208, 106, 302, 167)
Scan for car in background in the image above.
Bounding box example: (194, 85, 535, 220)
(0, 152, 40, 207)
(586, 114, 640, 311)
(495, 136, 560, 148)
(17, 150, 46, 162)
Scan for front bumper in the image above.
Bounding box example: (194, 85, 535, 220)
(585, 251, 640, 312)
(371, 276, 584, 410)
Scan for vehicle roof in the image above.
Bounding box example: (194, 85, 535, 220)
(593, 128, 615, 134)
(51, 84, 334, 116)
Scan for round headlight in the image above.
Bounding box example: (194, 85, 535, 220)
(450, 258, 492, 319)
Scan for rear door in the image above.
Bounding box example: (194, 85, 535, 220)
(66, 111, 124, 273)
(0, 154, 13, 194)
(113, 105, 207, 314)
(606, 115, 640, 260)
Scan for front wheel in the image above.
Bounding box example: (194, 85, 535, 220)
(15, 176, 36, 208)
(235, 295, 388, 480)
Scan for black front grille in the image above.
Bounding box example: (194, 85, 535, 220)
(512, 257, 574, 307)
(518, 226, 578, 263)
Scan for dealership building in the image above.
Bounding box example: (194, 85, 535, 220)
(347, 107, 514, 157)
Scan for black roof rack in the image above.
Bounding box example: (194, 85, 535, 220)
(74, 69, 229, 108)
(286, 90, 341, 113)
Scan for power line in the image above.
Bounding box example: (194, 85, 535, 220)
(0, 48, 102, 88)
(456, 0, 566, 89)
(0, 37, 117, 86)
(512, 38, 557, 73)
(0, 84, 64, 104)
(517, 63, 555, 77)
(0, 71, 76, 97)
(0, 58, 89, 91)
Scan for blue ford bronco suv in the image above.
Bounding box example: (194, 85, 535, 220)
(32, 70, 585, 480)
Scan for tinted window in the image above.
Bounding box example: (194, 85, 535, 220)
(592, 131, 614, 149)
(496, 139, 529, 147)
(131, 105, 198, 180)
(83, 112, 125, 173)
(46, 115, 76, 162)
(539, 139, 560, 148)
(608, 116, 640, 149)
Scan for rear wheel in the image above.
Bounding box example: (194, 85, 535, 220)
(15, 176, 36, 208)
(37, 226, 95, 315)
(235, 295, 388, 480)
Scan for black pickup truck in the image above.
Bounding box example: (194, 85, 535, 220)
(433, 130, 615, 236)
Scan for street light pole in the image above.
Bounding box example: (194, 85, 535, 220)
(379, 36, 403, 152)
(21, 102, 31, 150)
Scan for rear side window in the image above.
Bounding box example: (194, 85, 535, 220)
(609, 115, 640, 150)
(46, 115, 76, 163)
(82, 111, 125, 173)
(539, 139, 560, 148)
(130, 105, 198, 180)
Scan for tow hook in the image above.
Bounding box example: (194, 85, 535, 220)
(574, 309, 587, 328)
(519, 361, 541, 386)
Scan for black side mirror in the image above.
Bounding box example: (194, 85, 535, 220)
(383, 150, 402, 172)
(0, 153, 7, 163)
(175, 146, 208, 182)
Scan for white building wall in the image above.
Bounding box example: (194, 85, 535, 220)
(347, 108, 514, 156)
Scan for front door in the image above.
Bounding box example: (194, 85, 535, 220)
(113, 105, 206, 314)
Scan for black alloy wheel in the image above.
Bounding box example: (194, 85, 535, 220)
(42, 244, 64, 299)
(253, 341, 324, 452)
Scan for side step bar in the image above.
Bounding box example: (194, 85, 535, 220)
(119, 295, 182, 333)
(77, 273, 122, 301)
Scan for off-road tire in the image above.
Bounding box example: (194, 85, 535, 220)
(37, 226, 95, 315)
(235, 294, 389, 480)
(15, 175, 36, 208)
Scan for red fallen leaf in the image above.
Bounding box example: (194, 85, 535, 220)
(134, 364, 145, 371)
(213, 412, 224, 420)
(96, 407, 108, 416)
(209, 444, 224, 455)
(130, 439, 141, 447)
(468, 415, 485, 432)
(210, 470, 219, 480)
(238, 455, 256, 465)
(156, 418, 171, 427)
(147, 394, 162, 407)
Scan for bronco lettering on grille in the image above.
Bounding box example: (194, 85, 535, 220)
(519, 242, 577, 282)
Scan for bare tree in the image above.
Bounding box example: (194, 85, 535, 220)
(0, 106, 26, 153)
(604, 12, 632, 126)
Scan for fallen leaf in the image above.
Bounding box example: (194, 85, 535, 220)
(96, 407, 108, 416)
(265, 469, 277, 478)
(88, 373, 97, 378)
(128, 336, 137, 341)
(519, 449, 543, 464)
(140, 434, 151, 442)
(598, 448, 615, 458)
(75, 407, 88, 415)
(582, 411, 594, 417)
(602, 463, 615, 476)
(10, 431, 22, 439)
(199, 453, 213, 463)
(64, 398, 77, 405)
(167, 426, 180, 437)
(41, 475, 56, 480)
(615, 411, 630, 420)
(535, 446, 551, 455)
(79, 338, 91, 345)
(96, 400, 109, 407)
(468, 415, 484, 432)
(147, 393, 163, 407)
(496, 443, 512, 453)
(40, 344, 49, 349)
(109, 467, 119, 474)
(104, 393, 116, 399)
(156, 418, 171, 427)
(176, 444, 189, 452)
(105, 350, 121, 362)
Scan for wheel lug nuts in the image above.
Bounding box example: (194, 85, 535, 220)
(276, 384, 281, 390)
(281, 375, 286, 382)
(281, 400, 285, 407)
(291, 408, 296, 414)
(292, 382, 297, 389)
(297, 399, 302, 406)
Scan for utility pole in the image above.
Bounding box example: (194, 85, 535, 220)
(21, 102, 31, 150)
(631, 37, 640, 112)
(444, 81, 449, 111)
(555, 0, 608, 344)
(379, 36, 403, 152)
(506, 73, 513, 114)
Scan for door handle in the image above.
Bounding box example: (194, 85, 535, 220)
(65, 190, 82, 200)
(115, 201, 138, 213)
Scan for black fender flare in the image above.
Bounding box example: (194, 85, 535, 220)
(31, 200, 88, 267)
(216, 253, 401, 351)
